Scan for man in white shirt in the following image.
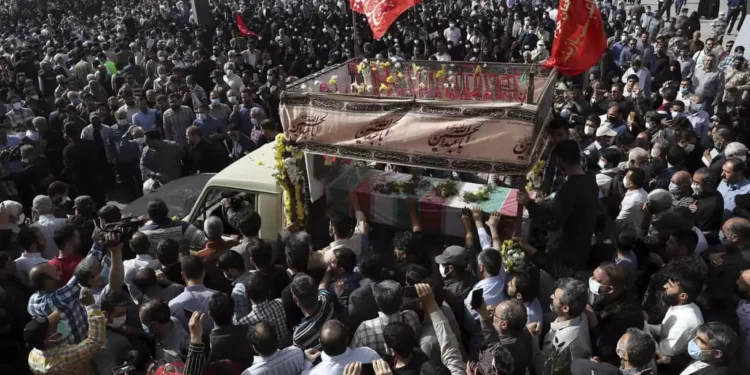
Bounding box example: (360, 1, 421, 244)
(314, 192, 367, 266)
(443, 22, 461, 46)
(307, 320, 380, 375)
(646, 271, 704, 359)
(617, 168, 649, 237)
(123, 232, 161, 302)
(14, 227, 49, 285)
(431, 41, 452, 62)
(30, 195, 67, 259)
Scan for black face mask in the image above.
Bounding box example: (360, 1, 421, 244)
(607, 116, 619, 123)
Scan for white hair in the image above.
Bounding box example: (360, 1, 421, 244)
(647, 189, 672, 212)
(203, 216, 224, 241)
(629, 147, 649, 163)
(725, 142, 748, 159)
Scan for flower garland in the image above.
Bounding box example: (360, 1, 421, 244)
(499, 240, 529, 274)
(273, 134, 307, 226)
(525, 160, 545, 194)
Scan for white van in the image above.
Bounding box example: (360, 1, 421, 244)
(185, 142, 286, 241)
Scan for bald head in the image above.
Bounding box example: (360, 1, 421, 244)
(723, 217, 750, 246)
(672, 171, 691, 185)
(495, 299, 528, 334)
(129, 232, 151, 255)
(320, 320, 347, 356)
(29, 262, 59, 292)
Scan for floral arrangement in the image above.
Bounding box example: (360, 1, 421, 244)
(373, 175, 431, 196)
(462, 185, 495, 203)
(500, 240, 529, 274)
(525, 160, 545, 193)
(434, 179, 458, 198)
(273, 134, 307, 226)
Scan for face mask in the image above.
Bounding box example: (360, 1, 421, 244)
(228, 96, 237, 104)
(199, 113, 208, 120)
(117, 119, 128, 126)
(439, 264, 450, 278)
(684, 144, 695, 153)
(72, 98, 81, 105)
(589, 277, 611, 295)
(12, 102, 22, 110)
(585, 126, 596, 136)
(691, 182, 703, 195)
(135, 137, 146, 145)
(668, 181, 681, 195)
(645, 122, 652, 129)
(598, 160, 607, 169)
(694, 103, 703, 111)
(211, 98, 220, 105)
(737, 154, 748, 162)
(49, 319, 71, 343)
(671, 111, 683, 118)
(623, 176, 629, 189)
(141, 322, 151, 334)
(109, 315, 127, 329)
(680, 87, 688, 94)
(687, 340, 705, 360)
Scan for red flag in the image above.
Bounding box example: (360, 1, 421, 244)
(235, 13, 259, 38)
(542, 0, 606, 76)
(350, 0, 421, 39)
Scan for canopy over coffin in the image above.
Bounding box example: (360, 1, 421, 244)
(280, 59, 557, 175)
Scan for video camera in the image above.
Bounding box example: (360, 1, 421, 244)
(98, 216, 142, 241)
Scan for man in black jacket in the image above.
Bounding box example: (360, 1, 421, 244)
(588, 262, 644, 366)
(184, 125, 221, 175)
(207, 292, 253, 370)
(692, 168, 724, 236)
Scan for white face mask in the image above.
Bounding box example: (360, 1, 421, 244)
(439, 264, 450, 278)
(584, 126, 596, 136)
(623, 176, 629, 189)
(228, 96, 238, 104)
(650, 148, 659, 159)
(117, 119, 128, 125)
(135, 137, 146, 145)
(692, 182, 703, 195)
(598, 160, 607, 169)
(684, 144, 695, 153)
(109, 315, 127, 329)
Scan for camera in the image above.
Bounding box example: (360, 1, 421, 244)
(99, 216, 142, 241)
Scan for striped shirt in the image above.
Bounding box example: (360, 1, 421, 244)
(350, 310, 422, 357)
(162, 106, 196, 146)
(28, 307, 106, 375)
(242, 346, 310, 375)
(230, 272, 251, 324)
(292, 290, 335, 350)
(139, 220, 207, 253)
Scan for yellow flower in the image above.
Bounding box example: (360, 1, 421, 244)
(357, 63, 366, 73)
(379, 83, 388, 91)
(435, 70, 445, 79)
(382, 61, 391, 67)
(397, 72, 404, 79)
(386, 76, 395, 84)
(329, 77, 337, 85)
(357, 85, 364, 94)
(257, 161, 264, 166)
(412, 63, 419, 73)
(474, 65, 482, 76)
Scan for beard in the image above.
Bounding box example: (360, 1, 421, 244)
(661, 292, 680, 306)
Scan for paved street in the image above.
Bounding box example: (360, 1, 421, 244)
(626, 0, 735, 42)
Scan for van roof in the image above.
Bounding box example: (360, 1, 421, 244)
(205, 141, 282, 194)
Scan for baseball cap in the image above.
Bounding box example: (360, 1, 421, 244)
(435, 245, 468, 266)
(23, 316, 49, 350)
(74, 196, 96, 217)
(596, 126, 617, 138)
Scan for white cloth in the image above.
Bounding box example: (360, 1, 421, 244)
(646, 303, 704, 356)
(321, 211, 366, 264)
(30, 214, 67, 259)
(616, 189, 649, 237)
(304, 347, 381, 375)
(443, 27, 461, 45)
(679, 361, 710, 375)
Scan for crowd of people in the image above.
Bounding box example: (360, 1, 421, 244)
(0, 0, 748, 375)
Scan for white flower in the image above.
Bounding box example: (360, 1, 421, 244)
(443, 83, 449, 88)
(362, 59, 369, 64)
(331, 75, 338, 80)
(314, 80, 321, 86)
(366, 84, 373, 91)
(300, 84, 307, 90)
(351, 83, 359, 89)
(394, 62, 402, 69)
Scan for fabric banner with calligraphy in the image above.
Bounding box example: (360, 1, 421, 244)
(350, 0, 422, 39)
(542, 0, 607, 76)
(279, 93, 551, 175)
(327, 167, 527, 238)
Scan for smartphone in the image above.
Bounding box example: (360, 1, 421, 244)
(470, 288, 484, 310)
(183, 308, 194, 319)
(361, 363, 375, 375)
(403, 286, 418, 299)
